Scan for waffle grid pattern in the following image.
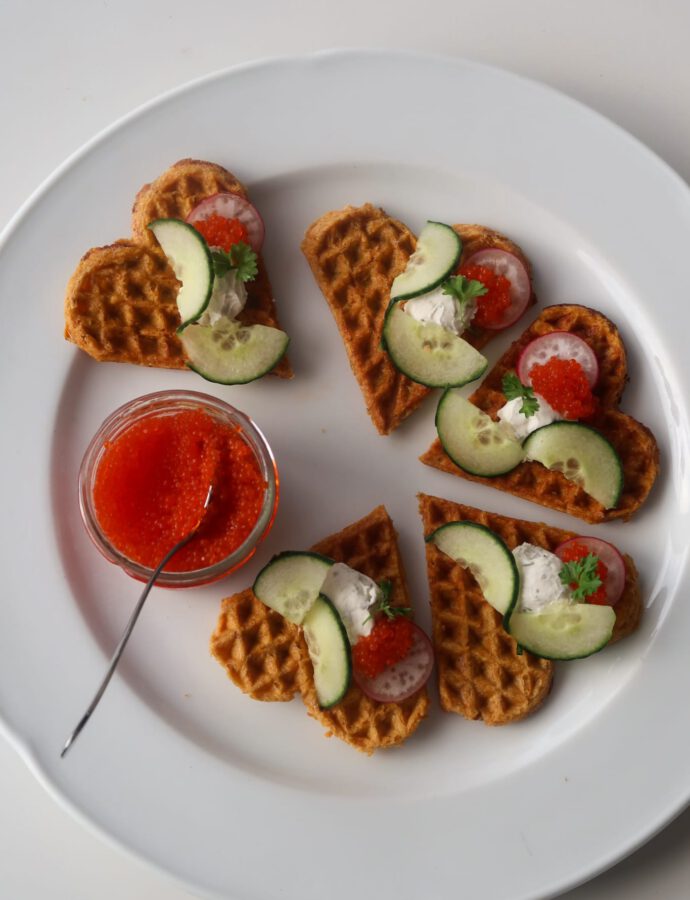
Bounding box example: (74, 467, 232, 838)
(210, 506, 429, 754)
(419, 493, 642, 724)
(302, 204, 429, 434)
(419, 494, 553, 724)
(65, 159, 292, 378)
(421, 305, 659, 522)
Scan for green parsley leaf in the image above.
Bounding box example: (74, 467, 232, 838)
(559, 554, 603, 601)
(210, 249, 232, 278)
(442, 275, 488, 306)
(229, 242, 258, 282)
(209, 242, 258, 283)
(363, 580, 412, 624)
(501, 371, 540, 417)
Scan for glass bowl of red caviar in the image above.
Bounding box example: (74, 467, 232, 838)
(79, 390, 279, 588)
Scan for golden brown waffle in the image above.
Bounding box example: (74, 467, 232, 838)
(418, 493, 641, 725)
(64, 158, 292, 378)
(421, 305, 659, 523)
(301, 207, 535, 433)
(301, 204, 426, 434)
(210, 506, 430, 753)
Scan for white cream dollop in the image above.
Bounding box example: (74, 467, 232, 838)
(197, 262, 247, 327)
(497, 394, 562, 443)
(320, 562, 381, 643)
(512, 543, 572, 613)
(403, 286, 475, 335)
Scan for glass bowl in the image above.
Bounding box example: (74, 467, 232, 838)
(79, 390, 279, 587)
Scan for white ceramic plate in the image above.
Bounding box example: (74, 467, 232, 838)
(1, 50, 689, 900)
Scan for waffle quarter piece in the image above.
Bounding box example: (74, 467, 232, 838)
(421, 304, 659, 523)
(301, 206, 534, 434)
(210, 505, 430, 754)
(419, 493, 642, 725)
(64, 158, 292, 378)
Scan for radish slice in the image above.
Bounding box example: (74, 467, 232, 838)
(517, 332, 599, 388)
(555, 537, 626, 606)
(187, 192, 265, 252)
(353, 623, 434, 702)
(463, 248, 531, 329)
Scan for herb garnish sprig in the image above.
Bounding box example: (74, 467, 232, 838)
(363, 579, 412, 624)
(502, 371, 540, 417)
(210, 241, 258, 282)
(442, 274, 488, 308)
(559, 553, 603, 601)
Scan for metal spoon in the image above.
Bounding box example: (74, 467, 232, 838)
(61, 484, 214, 758)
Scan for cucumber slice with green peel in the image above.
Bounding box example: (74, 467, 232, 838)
(436, 390, 525, 476)
(390, 221, 461, 301)
(382, 303, 487, 388)
(506, 601, 616, 660)
(303, 594, 352, 708)
(522, 422, 623, 508)
(428, 521, 519, 616)
(253, 551, 334, 624)
(181, 320, 289, 385)
(148, 218, 213, 326)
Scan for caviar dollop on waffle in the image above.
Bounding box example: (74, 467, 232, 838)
(64, 158, 291, 378)
(301, 205, 534, 434)
(418, 493, 642, 725)
(421, 304, 659, 523)
(210, 505, 429, 753)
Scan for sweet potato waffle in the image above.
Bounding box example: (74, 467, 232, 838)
(64, 158, 292, 377)
(210, 505, 429, 753)
(301, 205, 534, 434)
(421, 304, 659, 522)
(419, 493, 642, 724)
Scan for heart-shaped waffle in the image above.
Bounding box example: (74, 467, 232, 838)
(301, 205, 535, 434)
(419, 493, 641, 725)
(420, 305, 659, 523)
(64, 159, 292, 378)
(210, 505, 430, 754)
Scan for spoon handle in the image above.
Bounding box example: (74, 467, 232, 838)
(61, 485, 213, 758)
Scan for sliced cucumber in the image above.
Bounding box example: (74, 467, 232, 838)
(428, 521, 519, 616)
(148, 218, 213, 326)
(506, 601, 616, 660)
(382, 303, 487, 388)
(522, 422, 623, 509)
(253, 551, 334, 624)
(180, 320, 289, 385)
(390, 221, 461, 301)
(436, 390, 525, 476)
(303, 594, 352, 708)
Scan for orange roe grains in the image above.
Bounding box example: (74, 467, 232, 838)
(458, 263, 511, 327)
(529, 357, 597, 420)
(93, 409, 266, 572)
(559, 542, 609, 605)
(353, 617, 415, 679)
(192, 214, 249, 252)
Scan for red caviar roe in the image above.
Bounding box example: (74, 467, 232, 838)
(93, 409, 266, 572)
(353, 617, 415, 679)
(559, 542, 609, 605)
(529, 357, 597, 420)
(192, 214, 249, 252)
(458, 263, 512, 327)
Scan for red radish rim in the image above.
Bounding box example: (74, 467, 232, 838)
(353, 623, 434, 702)
(517, 331, 600, 388)
(187, 192, 265, 253)
(555, 537, 626, 606)
(464, 248, 531, 330)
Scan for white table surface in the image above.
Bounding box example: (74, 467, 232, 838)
(2, 1, 689, 897)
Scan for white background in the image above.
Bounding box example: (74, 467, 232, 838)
(1, 1, 689, 897)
